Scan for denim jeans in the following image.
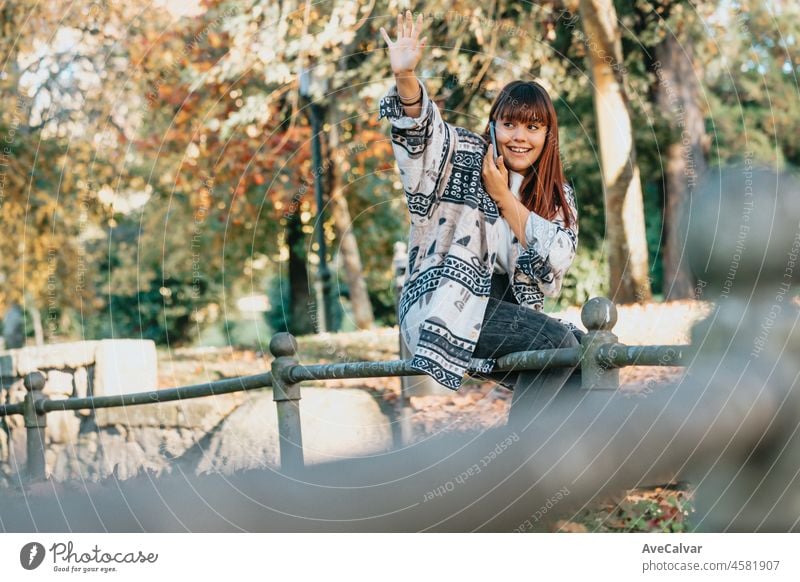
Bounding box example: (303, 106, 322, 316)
(474, 274, 585, 424)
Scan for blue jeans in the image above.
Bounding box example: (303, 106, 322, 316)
(473, 274, 584, 423)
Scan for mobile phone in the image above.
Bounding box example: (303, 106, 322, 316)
(489, 121, 498, 162)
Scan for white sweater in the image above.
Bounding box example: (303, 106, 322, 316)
(493, 171, 526, 275)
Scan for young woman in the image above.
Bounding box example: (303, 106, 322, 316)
(379, 12, 582, 422)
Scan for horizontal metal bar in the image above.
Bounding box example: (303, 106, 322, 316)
(596, 344, 691, 368)
(288, 347, 586, 383)
(4, 342, 690, 417)
(495, 347, 582, 371)
(38, 372, 273, 413)
(0, 402, 25, 417)
(287, 360, 421, 383)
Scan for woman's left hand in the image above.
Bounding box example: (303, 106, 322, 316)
(481, 144, 511, 211)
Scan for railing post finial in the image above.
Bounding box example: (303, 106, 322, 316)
(580, 298, 620, 390)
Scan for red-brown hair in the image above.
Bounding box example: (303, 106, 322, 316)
(482, 80, 573, 229)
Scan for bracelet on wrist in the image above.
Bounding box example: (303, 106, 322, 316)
(399, 94, 422, 107)
(398, 82, 422, 105)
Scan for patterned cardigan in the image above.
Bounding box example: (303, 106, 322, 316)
(378, 82, 579, 390)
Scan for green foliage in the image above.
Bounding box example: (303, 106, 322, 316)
(550, 245, 609, 310)
(643, 181, 665, 296)
(368, 285, 399, 328)
(265, 275, 298, 335)
(87, 273, 201, 344)
(345, 174, 408, 327)
(265, 274, 348, 336)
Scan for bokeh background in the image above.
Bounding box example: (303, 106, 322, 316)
(0, 0, 796, 347)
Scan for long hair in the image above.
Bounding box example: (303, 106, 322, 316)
(482, 80, 573, 229)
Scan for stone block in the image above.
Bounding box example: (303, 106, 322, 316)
(74, 367, 89, 398)
(94, 339, 157, 397)
(73, 367, 93, 417)
(44, 370, 75, 398)
(47, 410, 81, 445)
(9, 341, 98, 375)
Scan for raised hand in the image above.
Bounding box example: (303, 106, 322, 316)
(380, 10, 428, 75)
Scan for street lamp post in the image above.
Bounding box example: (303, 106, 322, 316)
(300, 67, 334, 333)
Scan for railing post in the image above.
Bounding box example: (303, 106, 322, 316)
(269, 332, 304, 472)
(580, 297, 620, 390)
(22, 371, 47, 482)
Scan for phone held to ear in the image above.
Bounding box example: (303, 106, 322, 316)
(489, 121, 498, 162)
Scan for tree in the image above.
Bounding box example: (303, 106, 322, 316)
(653, 18, 707, 301)
(0, 1, 142, 341)
(578, 0, 652, 303)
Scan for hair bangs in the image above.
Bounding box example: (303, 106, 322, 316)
(494, 83, 551, 127)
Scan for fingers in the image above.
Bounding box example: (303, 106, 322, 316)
(394, 10, 422, 40)
(379, 27, 392, 47)
(412, 13, 423, 40)
(482, 145, 494, 174)
(487, 144, 495, 166)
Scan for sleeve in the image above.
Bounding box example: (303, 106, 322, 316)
(378, 82, 452, 224)
(515, 184, 579, 297)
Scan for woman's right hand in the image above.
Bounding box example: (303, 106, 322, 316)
(380, 10, 428, 75)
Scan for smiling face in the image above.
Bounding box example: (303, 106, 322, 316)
(494, 117, 548, 173)
(484, 80, 568, 223)
(486, 81, 557, 176)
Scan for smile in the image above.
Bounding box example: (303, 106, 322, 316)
(508, 147, 531, 154)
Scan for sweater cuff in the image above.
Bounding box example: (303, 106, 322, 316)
(378, 82, 431, 129)
(524, 211, 559, 258)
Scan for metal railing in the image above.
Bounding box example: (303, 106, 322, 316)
(0, 296, 688, 481)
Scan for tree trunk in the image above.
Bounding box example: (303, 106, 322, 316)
(579, 0, 652, 304)
(287, 214, 315, 335)
(655, 35, 707, 301)
(325, 60, 375, 329)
